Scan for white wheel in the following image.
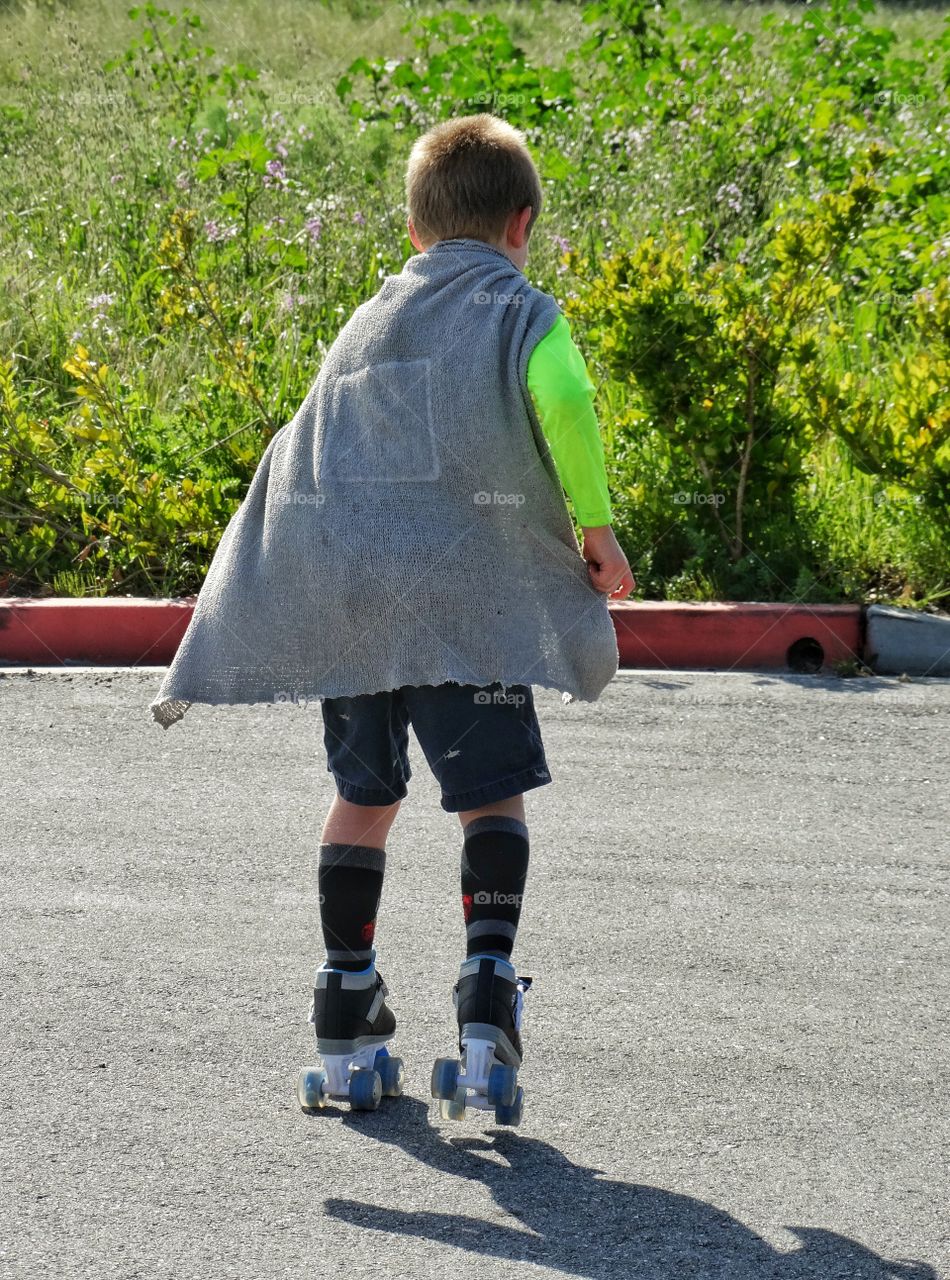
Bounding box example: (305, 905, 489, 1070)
(438, 1087, 467, 1121)
(377, 1054, 405, 1097)
(297, 1067, 328, 1112)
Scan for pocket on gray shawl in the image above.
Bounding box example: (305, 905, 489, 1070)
(322, 358, 440, 482)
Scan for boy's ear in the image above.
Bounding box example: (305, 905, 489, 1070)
(510, 205, 533, 248)
(407, 218, 426, 253)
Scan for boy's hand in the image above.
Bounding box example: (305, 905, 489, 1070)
(580, 525, 636, 599)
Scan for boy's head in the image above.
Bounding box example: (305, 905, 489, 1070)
(405, 114, 543, 270)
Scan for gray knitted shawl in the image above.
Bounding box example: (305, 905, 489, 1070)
(150, 237, 618, 727)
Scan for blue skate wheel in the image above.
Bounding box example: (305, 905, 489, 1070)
(349, 1068, 382, 1111)
(494, 1085, 524, 1127)
(438, 1087, 467, 1121)
(430, 1057, 460, 1101)
(486, 1063, 518, 1108)
(377, 1054, 405, 1097)
(296, 1067, 328, 1112)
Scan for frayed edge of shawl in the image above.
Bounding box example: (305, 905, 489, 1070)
(150, 697, 191, 729)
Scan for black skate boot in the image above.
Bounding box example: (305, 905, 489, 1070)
(297, 954, 404, 1112)
(431, 953, 532, 1126)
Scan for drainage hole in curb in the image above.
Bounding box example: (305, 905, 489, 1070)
(787, 637, 824, 674)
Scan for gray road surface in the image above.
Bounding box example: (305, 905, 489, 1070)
(1, 668, 948, 1280)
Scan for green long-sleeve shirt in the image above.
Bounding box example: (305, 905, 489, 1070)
(525, 313, 613, 527)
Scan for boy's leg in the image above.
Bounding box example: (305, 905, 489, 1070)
(318, 691, 410, 973)
(456, 795, 529, 962)
(318, 796, 400, 972)
(321, 794, 401, 847)
(402, 681, 547, 965)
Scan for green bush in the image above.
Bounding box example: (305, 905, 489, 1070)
(0, 0, 947, 603)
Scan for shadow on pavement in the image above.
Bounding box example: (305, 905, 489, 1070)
(747, 674, 924, 694)
(320, 1098, 937, 1279)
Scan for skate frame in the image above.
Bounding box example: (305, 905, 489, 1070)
(318, 1044, 381, 1100)
(455, 1037, 505, 1112)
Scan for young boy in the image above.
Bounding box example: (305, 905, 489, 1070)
(150, 113, 634, 1119)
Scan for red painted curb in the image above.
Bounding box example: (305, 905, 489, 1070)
(0, 598, 195, 665)
(610, 601, 863, 671)
(0, 598, 863, 671)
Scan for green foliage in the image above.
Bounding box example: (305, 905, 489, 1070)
(566, 171, 886, 563)
(104, 3, 258, 131)
(1, 0, 948, 601)
(336, 9, 575, 128)
(0, 352, 240, 595)
(799, 280, 950, 511)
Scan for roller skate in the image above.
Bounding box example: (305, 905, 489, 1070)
(431, 954, 532, 1127)
(296, 954, 405, 1112)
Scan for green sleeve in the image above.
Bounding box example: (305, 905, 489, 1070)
(526, 313, 613, 527)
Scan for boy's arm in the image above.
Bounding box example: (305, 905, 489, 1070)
(526, 313, 612, 527)
(526, 314, 635, 598)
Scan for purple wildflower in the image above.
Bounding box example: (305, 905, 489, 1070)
(204, 220, 237, 244)
(89, 292, 116, 334)
(280, 290, 304, 313)
(264, 158, 288, 189)
(715, 182, 744, 215)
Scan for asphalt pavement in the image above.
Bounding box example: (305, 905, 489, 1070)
(1, 667, 947, 1280)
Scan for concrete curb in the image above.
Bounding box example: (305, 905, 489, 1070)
(0, 598, 194, 666)
(866, 604, 950, 677)
(0, 597, 866, 673)
(610, 601, 862, 672)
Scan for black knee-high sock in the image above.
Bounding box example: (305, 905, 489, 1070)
(318, 843, 385, 971)
(461, 817, 529, 961)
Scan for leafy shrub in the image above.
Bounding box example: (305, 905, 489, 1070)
(1, 0, 948, 603)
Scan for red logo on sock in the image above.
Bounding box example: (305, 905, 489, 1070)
(361, 920, 376, 944)
(462, 893, 473, 923)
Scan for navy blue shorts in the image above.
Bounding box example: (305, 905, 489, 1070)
(321, 681, 550, 813)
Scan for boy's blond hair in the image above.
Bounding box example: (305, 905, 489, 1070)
(406, 113, 543, 247)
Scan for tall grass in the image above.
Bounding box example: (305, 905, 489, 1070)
(1, 0, 947, 602)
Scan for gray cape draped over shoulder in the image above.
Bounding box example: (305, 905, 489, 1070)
(150, 237, 619, 727)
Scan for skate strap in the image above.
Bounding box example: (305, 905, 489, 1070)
(475, 957, 495, 1021)
(366, 981, 385, 1024)
(325, 970, 341, 1030)
(316, 965, 379, 991)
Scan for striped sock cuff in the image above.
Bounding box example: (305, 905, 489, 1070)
(466, 919, 518, 943)
(319, 842, 387, 873)
(325, 946, 376, 966)
(461, 816, 529, 841)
